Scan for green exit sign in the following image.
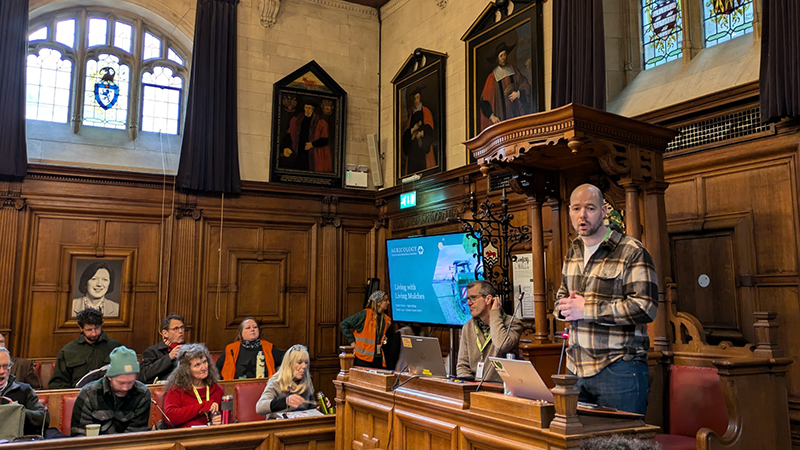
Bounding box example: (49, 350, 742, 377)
(400, 191, 417, 209)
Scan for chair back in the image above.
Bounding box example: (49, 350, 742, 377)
(234, 381, 267, 423)
(668, 365, 728, 437)
(59, 393, 78, 435)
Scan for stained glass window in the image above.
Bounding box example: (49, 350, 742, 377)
(141, 67, 182, 134)
(82, 54, 130, 130)
(642, 0, 683, 69)
(87, 18, 107, 47)
(27, 9, 188, 136)
(26, 48, 72, 123)
(703, 0, 753, 47)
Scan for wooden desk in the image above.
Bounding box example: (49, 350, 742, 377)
(335, 368, 659, 450)
(5, 415, 335, 449)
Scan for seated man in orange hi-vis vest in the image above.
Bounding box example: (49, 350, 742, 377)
(216, 317, 285, 380)
(341, 291, 392, 368)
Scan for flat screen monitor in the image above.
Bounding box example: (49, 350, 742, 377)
(386, 232, 481, 327)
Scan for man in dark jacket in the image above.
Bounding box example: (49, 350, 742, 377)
(0, 333, 41, 389)
(71, 346, 151, 436)
(139, 313, 185, 384)
(0, 346, 49, 436)
(49, 308, 123, 389)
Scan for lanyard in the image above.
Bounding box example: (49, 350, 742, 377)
(475, 325, 491, 352)
(192, 385, 209, 404)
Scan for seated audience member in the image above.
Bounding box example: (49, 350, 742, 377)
(216, 317, 283, 380)
(49, 308, 123, 389)
(580, 435, 660, 450)
(256, 344, 327, 418)
(0, 346, 49, 436)
(140, 314, 185, 384)
(164, 343, 223, 427)
(0, 333, 40, 389)
(71, 346, 151, 436)
(456, 280, 524, 382)
(340, 290, 392, 368)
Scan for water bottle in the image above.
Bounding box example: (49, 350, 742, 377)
(316, 391, 331, 415)
(503, 353, 515, 396)
(221, 395, 233, 424)
(256, 351, 265, 378)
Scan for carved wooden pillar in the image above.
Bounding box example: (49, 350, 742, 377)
(549, 374, 583, 434)
(620, 180, 642, 240)
(0, 182, 25, 337)
(529, 199, 548, 342)
(170, 204, 201, 336)
(642, 181, 670, 351)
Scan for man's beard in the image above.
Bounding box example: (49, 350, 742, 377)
(578, 220, 603, 237)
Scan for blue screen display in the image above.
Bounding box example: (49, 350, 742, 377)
(386, 233, 481, 327)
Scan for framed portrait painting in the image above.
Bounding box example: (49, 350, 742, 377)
(392, 49, 447, 184)
(71, 258, 124, 318)
(462, 1, 545, 144)
(270, 61, 347, 188)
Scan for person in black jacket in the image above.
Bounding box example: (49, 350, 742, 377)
(139, 314, 185, 384)
(0, 346, 49, 436)
(48, 308, 123, 389)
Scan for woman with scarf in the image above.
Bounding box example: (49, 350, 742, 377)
(216, 317, 284, 380)
(163, 343, 224, 427)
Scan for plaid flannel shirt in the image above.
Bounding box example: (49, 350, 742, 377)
(556, 229, 658, 377)
(71, 376, 152, 436)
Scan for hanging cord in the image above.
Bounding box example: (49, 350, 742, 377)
(215, 192, 225, 320)
(163, 134, 177, 318)
(157, 131, 167, 323)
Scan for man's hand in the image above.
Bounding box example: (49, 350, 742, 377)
(557, 291, 585, 321)
(508, 90, 520, 102)
(490, 114, 500, 124)
(304, 141, 313, 150)
(286, 394, 305, 408)
(490, 295, 502, 311)
(283, 148, 292, 157)
(168, 344, 183, 360)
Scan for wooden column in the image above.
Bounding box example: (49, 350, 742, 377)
(642, 181, 670, 351)
(170, 206, 201, 336)
(621, 180, 641, 240)
(529, 199, 548, 343)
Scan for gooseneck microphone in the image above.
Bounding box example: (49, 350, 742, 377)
(151, 398, 175, 428)
(556, 330, 570, 375)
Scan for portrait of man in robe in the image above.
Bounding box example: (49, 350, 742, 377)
(279, 98, 334, 173)
(477, 31, 534, 134)
(400, 85, 438, 177)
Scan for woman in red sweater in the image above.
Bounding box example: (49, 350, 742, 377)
(163, 343, 224, 427)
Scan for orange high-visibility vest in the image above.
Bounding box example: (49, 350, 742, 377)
(353, 309, 391, 366)
(221, 340, 276, 380)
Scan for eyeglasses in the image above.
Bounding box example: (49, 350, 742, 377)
(466, 295, 485, 304)
(0, 364, 12, 371)
(169, 326, 185, 332)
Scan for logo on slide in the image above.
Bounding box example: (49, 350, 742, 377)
(417, 246, 424, 255)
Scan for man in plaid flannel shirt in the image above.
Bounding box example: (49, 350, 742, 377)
(556, 184, 658, 415)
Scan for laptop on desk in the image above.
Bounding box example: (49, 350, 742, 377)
(401, 336, 448, 377)
(488, 357, 553, 402)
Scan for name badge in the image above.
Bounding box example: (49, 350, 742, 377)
(476, 361, 485, 380)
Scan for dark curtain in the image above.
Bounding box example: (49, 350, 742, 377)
(177, 0, 241, 194)
(0, 0, 29, 178)
(760, 0, 800, 123)
(550, 0, 606, 110)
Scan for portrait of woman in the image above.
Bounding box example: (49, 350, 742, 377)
(71, 260, 122, 318)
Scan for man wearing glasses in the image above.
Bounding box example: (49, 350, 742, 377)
(456, 280, 523, 382)
(139, 314, 185, 384)
(0, 346, 49, 436)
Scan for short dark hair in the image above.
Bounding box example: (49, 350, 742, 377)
(161, 314, 185, 331)
(76, 308, 104, 328)
(580, 435, 661, 450)
(466, 280, 497, 297)
(78, 261, 116, 296)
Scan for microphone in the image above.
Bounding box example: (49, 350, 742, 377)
(151, 397, 174, 429)
(40, 405, 48, 438)
(556, 330, 570, 375)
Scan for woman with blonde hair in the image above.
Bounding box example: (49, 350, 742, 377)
(163, 343, 224, 427)
(256, 344, 327, 418)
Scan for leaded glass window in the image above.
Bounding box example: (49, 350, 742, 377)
(26, 8, 188, 136)
(642, 0, 683, 69)
(703, 0, 753, 47)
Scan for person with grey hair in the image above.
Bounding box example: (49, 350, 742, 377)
(456, 280, 524, 382)
(340, 290, 392, 368)
(0, 333, 40, 389)
(163, 343, 224, 428)
(0, 346, 49, 436)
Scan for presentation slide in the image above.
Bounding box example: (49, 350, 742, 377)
(386, 233, 481, 326)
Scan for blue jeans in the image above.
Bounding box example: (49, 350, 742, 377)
(572, 359, 649, 415)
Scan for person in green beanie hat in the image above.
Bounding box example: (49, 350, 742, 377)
(71, 346, 152, 436)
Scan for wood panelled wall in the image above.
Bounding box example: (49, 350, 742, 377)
(0, 166, 380, 399)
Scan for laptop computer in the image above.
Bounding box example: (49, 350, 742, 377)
(488, 357, 553, 402)
(401, 336, 448, 377)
